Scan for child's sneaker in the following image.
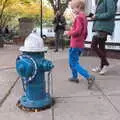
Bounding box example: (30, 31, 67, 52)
(87, 75, 95, 89)
(99, 65, 108, 75)
(92, 66, 101, 72)
(68, 77, 79, 83)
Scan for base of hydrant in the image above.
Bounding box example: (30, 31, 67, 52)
(16, 98, 55, 112)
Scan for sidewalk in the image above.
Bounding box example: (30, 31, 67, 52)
(0, 45, 120, 120)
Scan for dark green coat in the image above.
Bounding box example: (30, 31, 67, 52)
(92, 0, 118, 35)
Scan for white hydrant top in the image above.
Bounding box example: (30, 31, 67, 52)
(20, 31, 48, 52)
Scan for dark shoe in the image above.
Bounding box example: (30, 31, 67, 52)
(87, 75, 95, 89)
(68, 78, 79, 83)
(54, 49, 58, 52)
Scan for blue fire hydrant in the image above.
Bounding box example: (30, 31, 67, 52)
(16, 32, 54, 111)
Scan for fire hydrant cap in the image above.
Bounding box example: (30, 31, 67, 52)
(20, 32, 48, 52)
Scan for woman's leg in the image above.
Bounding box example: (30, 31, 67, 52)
(91, 34, 108, 69)
(54, 31, 59, 51)
(59, 30, 64, 50)
(98, 37, 109, 68)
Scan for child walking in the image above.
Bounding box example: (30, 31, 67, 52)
(66, 0, 95, 89)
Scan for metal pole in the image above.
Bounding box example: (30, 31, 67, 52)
(40, 0, 43, 37)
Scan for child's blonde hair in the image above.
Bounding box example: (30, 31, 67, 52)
(70, 0, 85, 11)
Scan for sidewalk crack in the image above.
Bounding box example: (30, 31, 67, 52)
(0, 77, 19, 107)
(94, 82, 120, 114)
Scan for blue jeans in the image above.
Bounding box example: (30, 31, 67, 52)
(69, 48, 91, 79)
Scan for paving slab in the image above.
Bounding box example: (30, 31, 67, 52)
(108, 96, 120, 113)
(52, 59, 102, 97)
(95, 80, 120, 96)
(0, 69, 18, 104)
(0, 45, 19, 69)
(0, 80, 52, 120)
(54, 97, 120, 120)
